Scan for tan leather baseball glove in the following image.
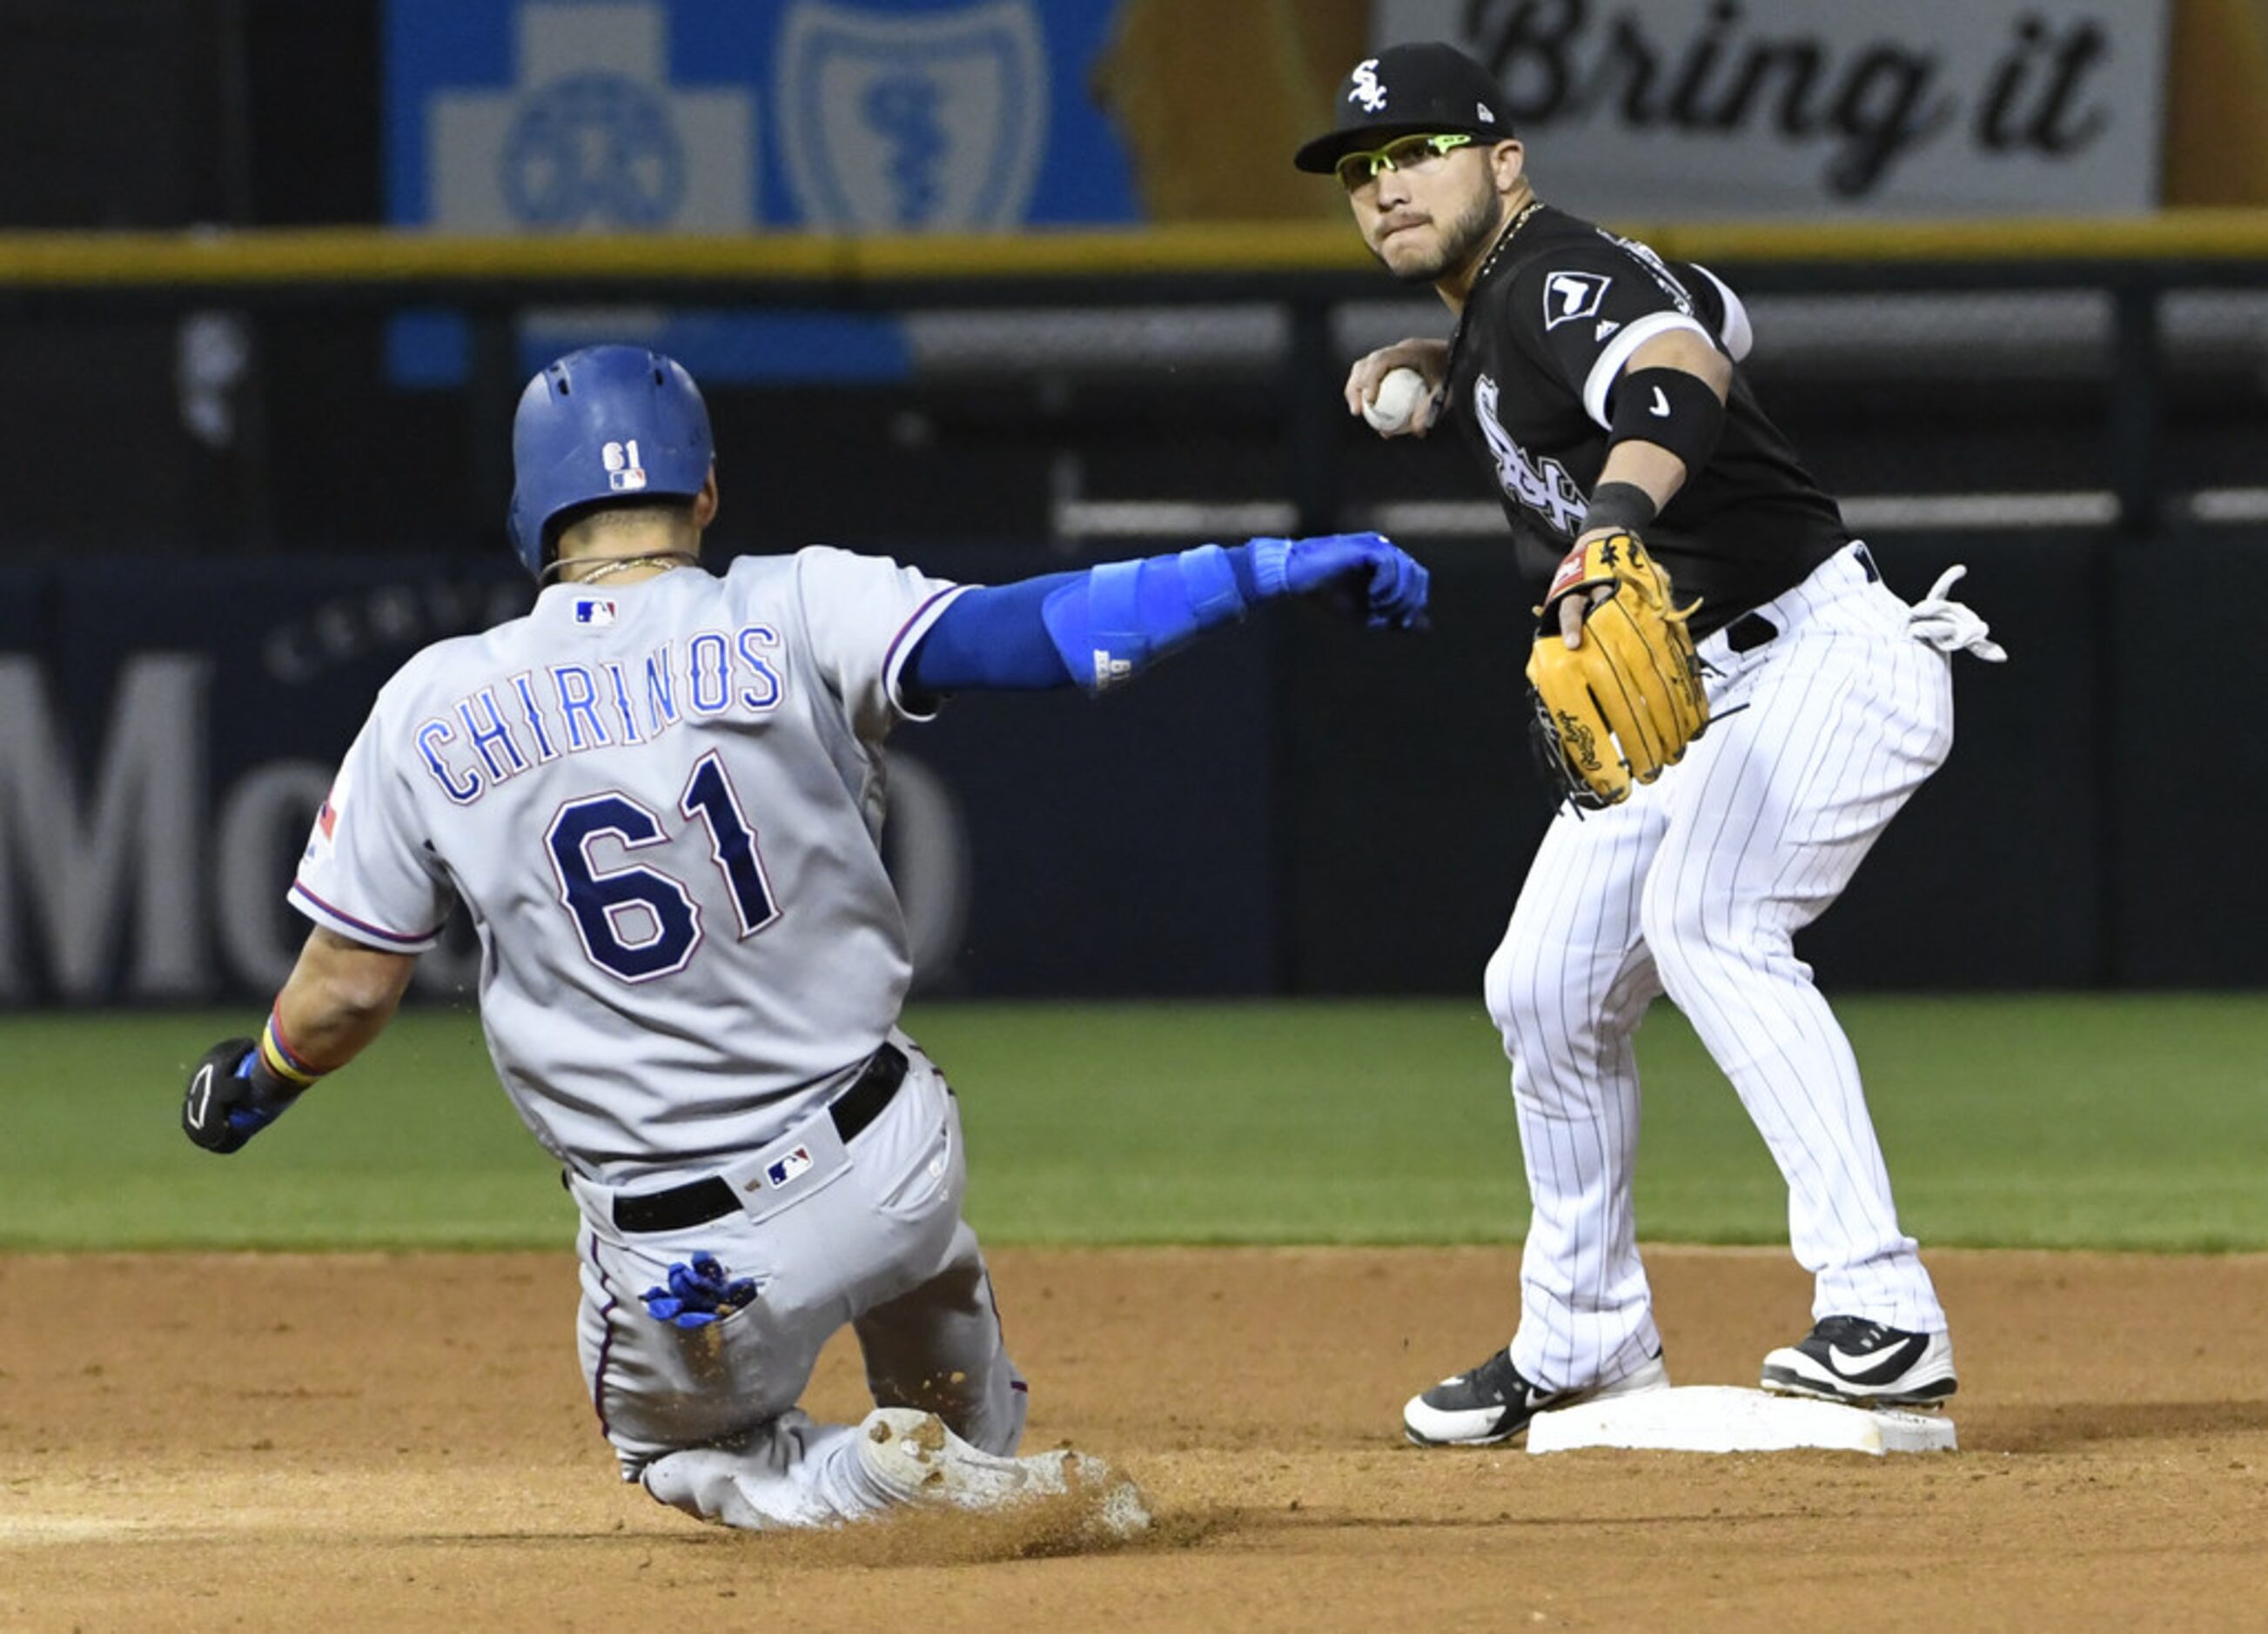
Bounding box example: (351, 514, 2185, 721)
(1526, 530, 1708, 809)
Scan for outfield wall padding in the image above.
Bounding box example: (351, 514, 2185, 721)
(0, 533, 2238, 1002)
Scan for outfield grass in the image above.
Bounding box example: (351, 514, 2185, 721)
(3, 997, 2264, 1251)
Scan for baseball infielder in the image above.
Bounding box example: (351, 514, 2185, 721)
(179, 345, 1429, 1528)
(1296, 44, 2004, 1444)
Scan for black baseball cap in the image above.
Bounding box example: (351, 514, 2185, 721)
(1293, 42, 1514, 173)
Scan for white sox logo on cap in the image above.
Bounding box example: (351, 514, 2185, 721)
(1349, 57, 1386, 112)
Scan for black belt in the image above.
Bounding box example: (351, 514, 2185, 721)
(608, 1042, 909, 1234)
(1724, 544, 1876, 654)
(1726, 611, 1777, 653)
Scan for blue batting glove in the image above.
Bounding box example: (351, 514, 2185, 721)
(1248, 532, 1431, 630)
(641, 1294, 703, 1326)
(1353, 540, 1431, 629)
(641, 1252, 759, 1329)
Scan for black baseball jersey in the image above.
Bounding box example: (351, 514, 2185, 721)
(1444, 204, 1849, 637)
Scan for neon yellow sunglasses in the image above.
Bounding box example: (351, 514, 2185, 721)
(1334, 132, 1476, 191)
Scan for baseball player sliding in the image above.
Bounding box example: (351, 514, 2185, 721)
(1297, 44, 2005, 1445)
(179, 345, 1430, 1530)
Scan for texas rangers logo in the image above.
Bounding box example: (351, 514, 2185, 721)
(1543, 271, 1613, 330)
(765, 1145, 815, 1189)
(778, 0, 1045, 231)
(1349, 57, 1387, 112)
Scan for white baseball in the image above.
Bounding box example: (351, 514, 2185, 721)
(1362, 366, 1430, 435)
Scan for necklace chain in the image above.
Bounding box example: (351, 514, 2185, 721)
(1440, 198, 1546, 400)
(565, 552, 696, 586)
(1473, 197, 1545, 289)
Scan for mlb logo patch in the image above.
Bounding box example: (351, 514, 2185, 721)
(574, 598, 617, 626)
(602, 439, 646, 492)
(765, 1145, 815, 1189)
(317, 798, 339, 840)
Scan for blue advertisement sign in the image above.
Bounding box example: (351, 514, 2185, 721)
(0, 552, 1276, 1007)
(386, 0, 1139, 233)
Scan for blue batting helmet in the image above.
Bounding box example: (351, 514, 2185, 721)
(507, 345, 715, 576)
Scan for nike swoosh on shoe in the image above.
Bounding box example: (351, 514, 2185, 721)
(1827, 1335, 1927, 1382)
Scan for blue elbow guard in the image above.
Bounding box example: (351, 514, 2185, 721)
(1041, 545, 1247, 693)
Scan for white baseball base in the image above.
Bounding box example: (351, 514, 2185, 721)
(1527, 1385, 1956, 1457)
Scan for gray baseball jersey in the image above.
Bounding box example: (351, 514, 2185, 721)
(291, 548, 965, 1187)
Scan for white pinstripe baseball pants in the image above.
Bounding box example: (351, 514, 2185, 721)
(1486, 545, 1950, 1390)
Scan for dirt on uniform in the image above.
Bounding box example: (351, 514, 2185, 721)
(3, 1246, 2264, 1630)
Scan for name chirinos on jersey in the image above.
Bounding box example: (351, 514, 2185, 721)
(413, 620, 788, 805)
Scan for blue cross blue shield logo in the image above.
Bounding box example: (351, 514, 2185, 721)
(425, 2, 755, 232)
(502, 70, 687, 227)
(777, 0, 1046, 231)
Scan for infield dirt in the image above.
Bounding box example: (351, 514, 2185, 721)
(3, 1247, 2264, 1630)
